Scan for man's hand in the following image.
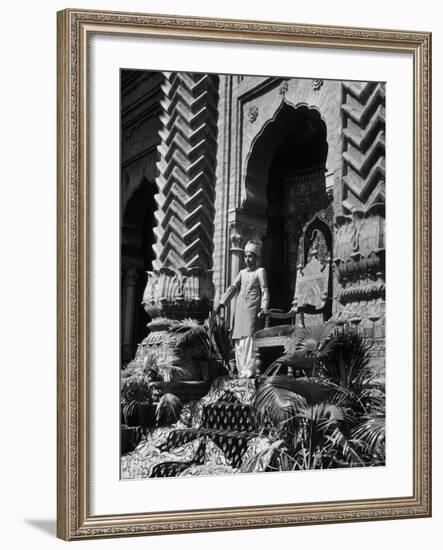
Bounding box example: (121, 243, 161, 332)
(214, 303, 224, 316)
(257, 309, 268, 319)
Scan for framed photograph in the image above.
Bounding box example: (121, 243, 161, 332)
(57, 8, 431, 540)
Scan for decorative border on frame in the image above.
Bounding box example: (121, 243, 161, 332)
(57, 8, 431, 540)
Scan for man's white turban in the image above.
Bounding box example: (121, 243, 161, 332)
(244, 241, 261, 256)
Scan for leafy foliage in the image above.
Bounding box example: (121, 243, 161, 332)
(155, 393, 184, 425)
(252, 324, 385, 470)
(170, 314, 234, 376)
(263, 320, 336, 377)
(121, 375, 154, 422)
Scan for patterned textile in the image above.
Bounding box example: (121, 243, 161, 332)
(121, 434, 204, 479)
(120, 376, 281, 479)
(179, 438, 234, 476)
(202, 402, 256, 431)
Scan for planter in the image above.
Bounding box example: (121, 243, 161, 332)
(121, 425, 143, 454)
(122, 402, 156, 427)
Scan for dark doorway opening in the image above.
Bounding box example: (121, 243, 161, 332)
(260, 105, 328, 311)
(121, 177, 157, 365)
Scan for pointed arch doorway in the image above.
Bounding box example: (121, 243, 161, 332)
(243, 102, 329, 312)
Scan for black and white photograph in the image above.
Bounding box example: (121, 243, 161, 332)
(120, 70, 386, 479)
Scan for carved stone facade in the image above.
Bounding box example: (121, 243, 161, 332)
(121, 71, 386, 366)
(143, 71, 220, 326)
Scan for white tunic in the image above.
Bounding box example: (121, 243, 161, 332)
(220, 267, 269, 339)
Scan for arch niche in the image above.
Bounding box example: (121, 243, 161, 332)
(121, 177, 157, 364)
(243, 102, 329, 311)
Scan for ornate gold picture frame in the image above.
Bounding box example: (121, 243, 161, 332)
(57, 8, 431, 540)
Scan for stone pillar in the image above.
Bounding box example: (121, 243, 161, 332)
(340, 80, 385, 213)
(335, 80, 386, 352)
(126, 71, 220, 374)
(333, 205, 385, 341)
(229, 223, 246, 284)
(227, 222, 246, 326)
(121, 264, 141, 364)
(142, 71, 220, 324)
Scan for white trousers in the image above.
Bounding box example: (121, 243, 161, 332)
(234, 336, 255, 378)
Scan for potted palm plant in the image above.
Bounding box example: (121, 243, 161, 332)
(252, 323, 385, 470)
(121, 375, 156, 427)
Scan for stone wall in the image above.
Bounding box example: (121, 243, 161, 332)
(212, 75, 343, 304)
(119, 70, 386, 365)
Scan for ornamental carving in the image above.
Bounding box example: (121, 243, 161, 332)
(340, 81, 386, 212)
(247, 105, 259, 123)
(312, 79, 324, 91)
(336, 282, 385, 305)
(293, 221, 331, 311)
(228, 221, 265, 252)
(279, 81, 289, 95)
(152, 72, 219, 272)
(142, 267, 214, 321)
(294, 255, 329, 310)
(334, 205, 385, 264)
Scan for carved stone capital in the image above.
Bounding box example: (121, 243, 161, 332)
(229, 223, 246, 251)
(142, 267, 214, 321)
(228, 221, 265, 252)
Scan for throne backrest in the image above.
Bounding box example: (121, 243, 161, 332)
(293, 222, 331, 312)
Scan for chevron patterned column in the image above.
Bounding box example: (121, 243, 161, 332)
(333, 82, 386, 351)
(143, 72, 219, 322)
(340, 81, 386, 212)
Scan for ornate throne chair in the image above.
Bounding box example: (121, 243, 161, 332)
(253, 226, 332, 376)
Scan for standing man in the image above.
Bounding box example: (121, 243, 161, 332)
(214, 241, 269, 378)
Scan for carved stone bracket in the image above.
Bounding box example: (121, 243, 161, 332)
(228, 218, 266, 252)
(334, 205, 385, 268)
(332, 205, 386, 328)
(336, 282, 386, 305)
(333, 250, 385, 286)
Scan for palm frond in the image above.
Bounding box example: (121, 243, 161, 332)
(292, 321, 336, 356)
(268, 376, 338, 406)
(327, 426, 365, 466)
(295, 402, 343, 426)
(173, 324, 210, 351)
(352, 412, 385, 456)
(169, 318, 201, 332)
(262, 352, 314, 377)
(209, 314, 234, 370)
(254, 378, 307, 428)
(320, 329, 373, 390)
(253, 375, 339, 432)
